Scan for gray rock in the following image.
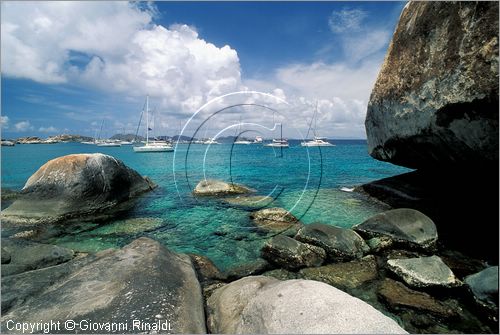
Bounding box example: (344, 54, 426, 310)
(250, 207, 302, 235)
(225, 258, 272, 281)
(465, 266, 499, 309)
(261, 235, 325, 270)
(0, 237, 206, 334)
(207, 276, 407, 334)
(300, 255, 378, 290)
(1, 248, 11, 264)
(365, 1, 498, 169)
(354, 208, 438, 251)
(188, 253, 226, 283)
(367, 236, 394, 253)
(1, 154, 156, 225)
(193, 179, 253, 196)
(295, 223, 369, 261)
(1, 238, 74, 277)
(378, 278, 457, 319)
(387, 256, 462, 289)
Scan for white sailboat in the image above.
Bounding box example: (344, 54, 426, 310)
(301, 102, 334, 147)
(133, 95, 174, 152)
(264, 123, 289, 148)
(234, 118, 252, 144)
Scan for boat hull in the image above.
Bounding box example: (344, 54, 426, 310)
(133, 145, 174, 152)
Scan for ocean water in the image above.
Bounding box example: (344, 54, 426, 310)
(1, 140, 411, 270)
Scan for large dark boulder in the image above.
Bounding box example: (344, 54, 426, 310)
(1, 154, 156, 225)
(1, 237, 206, 333)
(366, 1, 498, 169)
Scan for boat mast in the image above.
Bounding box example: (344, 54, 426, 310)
(146, 95, 149, 145)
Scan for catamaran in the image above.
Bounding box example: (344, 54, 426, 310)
(133, 95, 174, 152)
(301, 102, 334, 147)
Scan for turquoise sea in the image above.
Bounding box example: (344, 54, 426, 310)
(1, 140, 410, 270)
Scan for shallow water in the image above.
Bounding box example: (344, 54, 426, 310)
(1, 140, 410, 269)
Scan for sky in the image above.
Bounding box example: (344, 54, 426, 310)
(1, 1, 406, 139)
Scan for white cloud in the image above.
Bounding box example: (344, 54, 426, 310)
(1, 115, 9, 129)
(1, 2, 242, 114)
(14, 121, 34, 132)
(328, 8, 367, 33)
(39, 126, 58, 133)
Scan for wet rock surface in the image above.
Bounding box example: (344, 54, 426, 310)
(387, 256, 462, 289)
(193, 179, 253, 196)
(300, 255, 378, 290)
(465, 266, 499, 310)
(295, 223, 368, 261)
(261, 235, 326, 270)
(250, 207, 302, 235)
(354, 208, 437, 251)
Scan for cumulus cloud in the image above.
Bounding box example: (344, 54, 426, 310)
(39, 126, 58, 133)
(14, 121, 33, 132)
(328, 8, 367, 33)
(1, 115, 9, 129)
(1, 2, 242, 114)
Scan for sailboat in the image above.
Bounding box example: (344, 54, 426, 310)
(133, 95, 174, 152)
(234, 117, 252, 145)
(96, 120, 121, 147)
(264, 123, 289, 148)
(301, 102, 334, 147)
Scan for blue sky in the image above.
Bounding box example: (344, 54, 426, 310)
(1, 1, 405, 139)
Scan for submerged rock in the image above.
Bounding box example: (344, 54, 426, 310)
(193, 179, 253, 196)
(295, 223, 369, 261)
(387, 256, 462, 289)
(206, 276, 407, 334)
(188, 253, 226, 283)
(1, 248, 11, 264)
(225, 258, 272, 281)
(224, 195, 274, 208)
(378, 278, 457, 319)
(365, 1, 499, 169)
(299, 255, 378, 290)
(261, 235, 326, 270)
(0, 237, 206, 333)
(354, 208, 438, 251)
(1, 154, 156, 225)
(465, 266, 499, 310)
(1, 238, 74, 277)
(250, 207, 302, 235)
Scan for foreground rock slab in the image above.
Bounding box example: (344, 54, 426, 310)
(1, 238, 74, 277)
(1, 154, 156, 225)
(261, 235, 326, 270)
(295, 223, 368, 261)
(193, 179, 253, 196)
(387, 256, 461, 289)
(207, 276, 407, 334)
(378, 278, 457, 319)
(1, 237, 206, 334)
(354, 208, 437, 251)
